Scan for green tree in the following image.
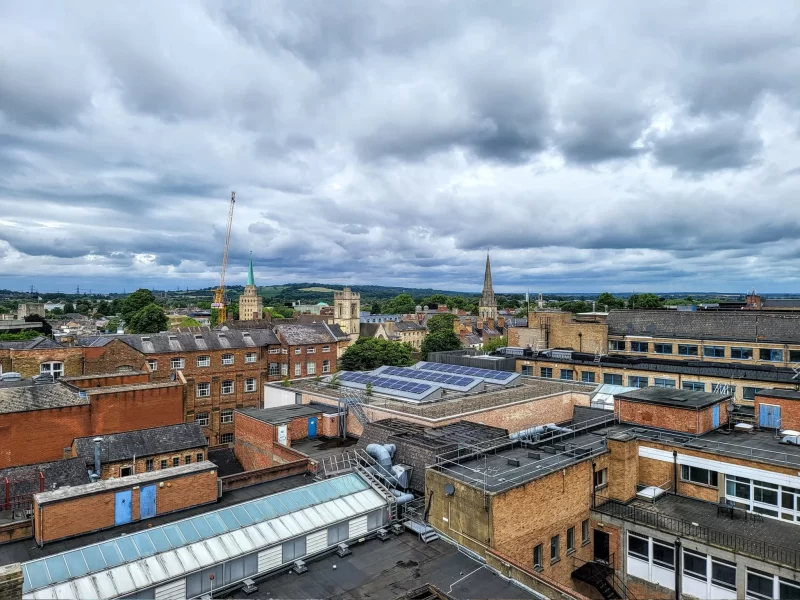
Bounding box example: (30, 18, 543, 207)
(340, 338, 415, 371)
(63, 302, 75, 314)
(127, 304, 168, 334)
(427, 313, 457, 335)
(628, 293, 663, 309)
(121, 289, 156, 323)
(95, 300, 111, 316)
(386, 293, 416, 314)
(370, 302, 383, 315)
(420, 330, 463, 359)
(446, 296, 469, 310)
(596, 292, 625, 310)
(106, 318, 121, 333)
(0, 330, 41, 341)
(559, 300, 592, 313)
(482, 336, 508, 353)
(110, 298, 124, 315)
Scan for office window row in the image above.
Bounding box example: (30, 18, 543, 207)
(607, 342, 800, 364)
(195, 411, 233, 426)
(533, 519, 590, 571)
(146, 452, 204, 471)
(168, 352, 258, 369)
(196, 378, 257, 397)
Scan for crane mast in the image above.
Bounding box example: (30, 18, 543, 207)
(212, 191, 236, 316)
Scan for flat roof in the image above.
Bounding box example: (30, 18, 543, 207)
(615, 387, 729, 409)
(237, 404, 324, 425)
(61, 372, 148, 382)
(81, 381, 184, 395)
(244, 534, 537, 600)
(756, 388, 800, 401)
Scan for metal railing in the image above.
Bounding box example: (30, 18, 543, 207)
(571, 553, 637, 600)
(593, 497, 800, 570)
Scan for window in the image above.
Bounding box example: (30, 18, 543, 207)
(220, 433, 234, 444)
(145, 459, 154, 472)
(654, 343, 673, 354)
(628, 533, 649, 561)
(196, 383, 210, 398)
(268, 348, 281, 354)
(747, 568, 774, 600)
(711, 558, 736, 591)
(171, 358, 185, 370)
(630, 341, 649, 353)
(726, 474, 751, 501)
(628, 376, 648, 388)
(608, 340, 625, 351)
(594, 468, 608, 489)
(268, 363, 279, 376)
(566, 527, 575, 553)
(185, 455, 192, 464)
(147, 359, 158, 372)
(703, 346, 725, 358)
(282, 536, 307, 563)
(533, 544, 543, 570)
(322, 360, 331, 374)
(790, 350, 800, 363)
(39, 362, 64, 378)
(195, 411, 209, 426)
(172, 457, 180, 467)
(681, 465, 718, 487)
(196, 452, 204, 462)
(743, 386, 763, 401)
(604, 373, 622, 385)
(581, 372, 596, 383)
(682, 381, 706, 391)
(652, 540, 674, 569)
(281, 348, 288, 354)
(327, 522, 348, 545)
(120, 466, 132, 477)
(222, 353, 234, 365)
(653, 378, 676, 388)
(294, 363, 302, 376)
(196, 355, 210, 367)
(760, 348, 783, 362)
(307, 362, 317, 375)
(550, 535, 560, 563)
(160, 459, 167, 469)
(754, 481, 779, 506)
(245, 378, 256, 392)
(322, 346, 330, 353)
(581, 519, 589, 545)
(221, 409, 234, 424)
(294, 348, 301, 355)
(281, 363, 288, 376)
(678, 344, 699, 356)
(221, 380, 234, 394)
(560, 369, 573, 380)
(731, 347, 753, 360)
(245, 352, 257, 363)
(683, 549, 707, 581)
(540, 367, 553, 378)
(780, 577, 800, 600)
(306, 347, 316, 354)
(521, 366, 533, 375)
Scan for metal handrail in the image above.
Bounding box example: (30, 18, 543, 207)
(593, 497, 800, 570)
(571, 553, 638, 600)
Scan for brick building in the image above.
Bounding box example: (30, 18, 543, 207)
(0, 338, 84, 378)
(272, 322, 341, 380)
(71, 423, 208, 479)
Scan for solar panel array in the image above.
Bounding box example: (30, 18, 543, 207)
(382, 366, 478, 388)
(416, 361, 519, 382)
(339, 371, 433, 396)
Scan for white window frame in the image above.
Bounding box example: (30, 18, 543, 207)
(171, 357, 185, 370)
(245, 352, 257, 363)
(221, 380, 234, 395)
(196, 355, 210, 367)
(221, 409, 233, 424)
(307, 362, 316, 375)
(281, 363, 288, 376)
(40, 361, 64, 378)
(594, 468, 608, 489)
(195, 411, 210, 426)
(322, 346, 330, 353)
(147, 359, 158, 372)
(196, 383, 211, 398)
(322, 360, 331, 374)
(245, 377, 256, 392)
(281, 348, 288, 354)
(306, 347, 316, 354)
(294, 348, 301, 355)
(222, 353, 234, 365)
(268, 348, 281, 354)
(294, 363, 302, 376)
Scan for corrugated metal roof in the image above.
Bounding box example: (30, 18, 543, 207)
(22, 473, 384, 599)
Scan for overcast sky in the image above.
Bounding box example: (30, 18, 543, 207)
(2, 2, 800, 295)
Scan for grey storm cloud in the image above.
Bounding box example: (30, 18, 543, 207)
(1, 0, 800, 293)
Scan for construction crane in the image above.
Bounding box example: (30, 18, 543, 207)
(211, 191, 236, 316)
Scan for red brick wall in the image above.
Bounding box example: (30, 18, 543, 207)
(755, 394, 800, 431)
(616, 399, 724, 434)
(89, 385, 185, 435)
(279, 341, 337, 379)
(0, 406, 92, 468)
(65, 373, 150, 388)
(82, 339, 147, 374)
(234, 413, 275, 470)
(320, 414, 340, 437)
(34, 467, 218, 544)
(0, 346, 84, 378)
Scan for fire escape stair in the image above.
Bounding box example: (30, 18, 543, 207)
(572, 562, 622, 600)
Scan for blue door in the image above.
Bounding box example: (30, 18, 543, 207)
(308, 417, 317, 438)
(712, 405, 720, 428)
(114, 490, 132, 526)
(760, 404, 781, 429)
(140, 485, 157, 519)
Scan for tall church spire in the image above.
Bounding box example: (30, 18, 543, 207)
(247, 251, 255, 287)
(479, 253, 497, 321)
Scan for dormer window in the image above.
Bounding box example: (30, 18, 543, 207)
(141, 336, 151, 342)
(194, 334, 203, 340)
(168, 334, 178, 341)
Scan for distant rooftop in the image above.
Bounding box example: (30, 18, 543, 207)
(0, 381, 87, 415)
(72, 423, 207, 464)
(237, 404, 335, 425)
(615, 387, 730, 409)
(755, 388, 800, 401)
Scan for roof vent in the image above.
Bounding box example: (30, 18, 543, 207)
(141, 336, 150, 342)
(218, 333, 226, 338)
(194, 334, 203, 340)
(242, 331, 251, 337)
(168, 335, 178, 341)
(507, 458, 521, 467)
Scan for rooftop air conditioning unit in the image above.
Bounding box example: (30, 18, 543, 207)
(293, 559, 308, 574)
(336, 543, 351, 557)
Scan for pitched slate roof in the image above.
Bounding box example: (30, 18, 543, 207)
(607, 310, 800, 344)
(78, 327, 279, 353)
(394, 321, 426, 332)
(72, 423, 208, 464)
(274, 322, 337, 345)
(0, 337, 65, 350)
(0, 458, 90, 506)
(0, 382, 87, 414)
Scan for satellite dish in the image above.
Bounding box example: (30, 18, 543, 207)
(444, 483, 455, 496)
(170, 373, 176, 382)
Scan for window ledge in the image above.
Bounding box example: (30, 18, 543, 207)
(581, 540, 591, 547)
(550, 558, 560, 565)
(681, 480, 717, 490)
(595, 484, 608, 491)
(566, 549, 576, 556)
(533, 565, 543, 573)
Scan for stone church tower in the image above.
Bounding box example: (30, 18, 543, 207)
(238, 252, 263, 320)
(478, 254, 498, 321)
(334, 287, 361, 340)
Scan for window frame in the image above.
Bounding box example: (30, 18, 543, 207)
(244, 352, 257, 363)
(681, 465, 718, 487)
(39, 361, 65, 378)
(185, 454, 192, 464)
(594, 468, 608, 490)
(221, 409, 234, 424)
(627, 532, 649, 562)
(220, 433, 234, 444)
(533, 544, 543, 570)
(306, 347, 316, 354)
(221, 380, 234, 395)
(653, 343, 673, 354)
(678, 344, 699, 356)
(746, 568, 774, 600)
(608, 340, 625, 351)
(307, 361, 317, 375)
(559, 369, 573, 380)
(790, 350, 800, 364)
(682, 381, 706, 392)
(160, 459, 168, 470)
(566, 527, 575, 554)
(195, 412, 209, 426)
(281, 363, 288, 376)
(145, 459, 154, 472)
(630, 341, 649, 353)
(322, 360, 331, 374)
(653, 377, 676, 388)
(628, 375, 648, 388)
(196, 383, 211, 398)
(244, 377, 257, 392)
(294, 363, 302, 376)
(172, 457, 180, 467)
(759, 348, 783, 362)
(603, 373, 622, 385)
(268, 362, 280, 376)
(711, 557, 736, 591)
(652, 540, 674, 569)
(581, 519, 590, 545)
(322, 345, 331, 353)
(550, 535, 560, 563)
(196, 452, 204, 463)
(294, 348, 301, 355)
(146, 359, 158, 372)
(221, 353, 235, 366)
(731, 347, 753, 360)
(703, 346, 725, 358)
(540, 367, 553, 378)
(196, 355, 210, 368)
(683, 549, 707, 582)
(170, 357, 185, 370)
(581, 371, 596, 383)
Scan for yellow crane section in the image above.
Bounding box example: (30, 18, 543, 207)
(212, 191, 236, 315)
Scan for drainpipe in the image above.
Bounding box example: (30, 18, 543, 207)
(578, 332, 583, 353)
(672, 450, 678, 495)
(674, 539, 682, 600)
(592, 461, 597, 508)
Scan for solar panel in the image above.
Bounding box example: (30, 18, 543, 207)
(381, 366, 478, 389)
(416, 361, 519, 382)
(339, 372, 433, 396)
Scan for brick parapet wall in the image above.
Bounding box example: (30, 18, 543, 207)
(220, 460, 310, 492)
(63, 373, 150, 388)
(616, 399, 723, 435)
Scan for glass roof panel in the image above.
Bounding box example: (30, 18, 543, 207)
(218, 508, 241, 530)
(44, 556, 69, 584)
(63, 551, 90, 578)
(190, 516, 215, 539)
(177, 521, 201, 543)
(205, 512, 229, 535)
(131, 532, 156, 557)
(98, 542, 124, 568)
(114, 537, 140, 562)
(146, 529, 171, 553)
(25, 562, 51, 590)
(162, 525, 185, 548)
